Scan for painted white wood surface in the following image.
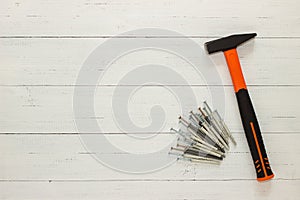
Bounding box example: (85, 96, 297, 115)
(0, 0, 299, 37)
(1, 38, 300, 86)
(1, 180, 299, 200)
(1, 134, 299, 180)
(1, 86, 299, 133)
(1, 0, 300, 199)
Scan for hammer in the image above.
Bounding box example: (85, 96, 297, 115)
(205, 33, 274, 181)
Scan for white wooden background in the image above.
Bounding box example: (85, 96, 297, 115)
(1, 0, 300, 199)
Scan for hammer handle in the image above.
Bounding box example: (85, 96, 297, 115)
(224, 49, 274, 181)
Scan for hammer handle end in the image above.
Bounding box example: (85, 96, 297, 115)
(236, 89, 274, 181)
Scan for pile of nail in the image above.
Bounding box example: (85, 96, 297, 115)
(169, 101, 236, 165)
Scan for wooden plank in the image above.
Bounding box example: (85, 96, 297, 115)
(0, 133, 299, 180)
(0, 180, 299, 200)
(0, 86, 299, 133)
(1, 1, 299, 199)
(1, 38, 300, 86)
(0, 0, 299, 37)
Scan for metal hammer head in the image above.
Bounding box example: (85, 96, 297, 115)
(205, 33, 257, 54)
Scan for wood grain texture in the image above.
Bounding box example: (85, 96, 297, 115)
(1, 0, 300, 199)
(0, 0, 299, 37)
(0, 134, 299, 180)
(1, 180, 299, 200)
(0, 86, 299, 133)
(1, 38, 300, 86)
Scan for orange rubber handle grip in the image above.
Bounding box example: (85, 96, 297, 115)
(223, 48, 274, 181)
(224, 49, 247, 92)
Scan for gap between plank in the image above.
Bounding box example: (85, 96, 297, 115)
(0, 85, 300, 87)
(0, 132, 298, 135)
(0, 178, 298, 183)
(0, 36, 300, 39)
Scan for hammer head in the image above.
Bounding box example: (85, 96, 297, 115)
(205, 33, 257, 54)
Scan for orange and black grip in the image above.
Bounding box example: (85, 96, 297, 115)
(224, 49, 274, 181)
(236, 89, 274, 181)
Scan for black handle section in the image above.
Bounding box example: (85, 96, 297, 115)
(236, 89, 274, 181)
